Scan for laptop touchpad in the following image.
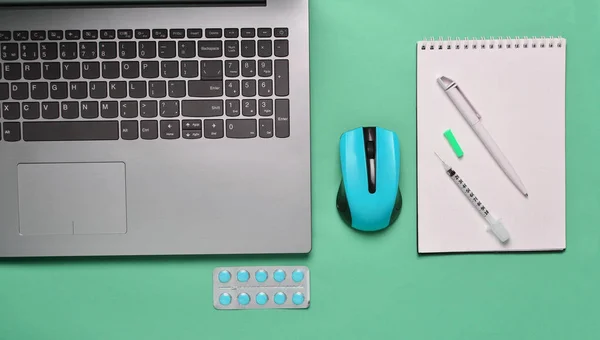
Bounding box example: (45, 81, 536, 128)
(18, 162, 127, 236)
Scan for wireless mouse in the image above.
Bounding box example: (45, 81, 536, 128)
(336, 127, 402, 232)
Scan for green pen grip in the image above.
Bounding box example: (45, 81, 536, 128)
(443, 129, 464, 158)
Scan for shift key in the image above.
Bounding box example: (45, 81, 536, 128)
(182, 100, 223, 117)
(275, 99, 289, 138)
(189, 80, 223, 97)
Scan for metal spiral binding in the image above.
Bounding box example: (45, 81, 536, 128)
(418, 36, 564, 51)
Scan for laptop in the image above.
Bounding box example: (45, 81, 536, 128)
(0, 0, 312, 257)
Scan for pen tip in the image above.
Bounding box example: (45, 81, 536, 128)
(524, 193, 529, 198)
(437, 76, 455, 90)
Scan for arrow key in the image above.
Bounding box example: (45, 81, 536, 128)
(183, 119, 202, 130)
(160, 120, 180, 139)
(183, 130, 202, 139)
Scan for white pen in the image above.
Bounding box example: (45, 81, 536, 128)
(437, 76, 528, 197)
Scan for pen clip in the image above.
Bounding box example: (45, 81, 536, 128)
(456, 85, 482, 120)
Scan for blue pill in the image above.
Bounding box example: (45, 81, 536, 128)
(237, 270, 250, 282)
(238, 293, 250, 305)
(219, 293, 232, 306)
(255, 270, 268, 282)
(218, 270, 231, 283)
(292, 269, 304, 282)
(274, 292, 286, 305)
(292, 292, 305, 305)
(273, 269, 286, 282)
(256, 292, 268, 305)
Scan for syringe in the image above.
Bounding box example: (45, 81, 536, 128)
(434, 153, 510, 243)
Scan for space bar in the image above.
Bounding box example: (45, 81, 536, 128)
(23, 121, 119, 141)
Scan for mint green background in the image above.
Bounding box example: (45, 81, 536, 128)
(0, 0, 597, 339)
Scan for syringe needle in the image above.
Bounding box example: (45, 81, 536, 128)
(434, 152, 451, 171)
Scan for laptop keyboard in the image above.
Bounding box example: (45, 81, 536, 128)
(0, 27, 290, 142)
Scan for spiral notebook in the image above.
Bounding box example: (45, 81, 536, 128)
(416, 37, 567, 253)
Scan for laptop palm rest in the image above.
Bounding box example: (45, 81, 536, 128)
(17, 162, 127, 236)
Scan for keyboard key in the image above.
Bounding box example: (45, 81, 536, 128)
(274, 40, 289, 57)
(169, 29, 185, 39)
(100, 30, 115, 40)
(258, 40, 272, 57)
(90, 81, 108, 99)
(31, 82, 48, 100)
(258, 79, 273, 97)
(225, 80, 240, 97)
(178, 41, 196, 58)
(61, 101, 79, 119)
(2, 102, 20, 120)
(182, 100, 223, 117)
(241, 28, 255, 38)
(109, 81, 127, 98)
(140, 100, 158, 117)
(139, 41, 157, 59)
(226, 100, 240, 116)
(122, 61, 139, 79)
(181, 61, 199, 78)
(183, 129, 202, 139)
(141, 120, 158, 140)
(14, 31, 28, 41)
(120, 101, 138, 118)
(119, 42, 136, 59)
(3, 63, 21, 80)
(21, 43, 39, 60)
(275, 99, 290, 138)
(259, 99, 273, 116)
(3, 122, 21, 142)
(43, 62, 59, 80)
(102, 61, 120, 79)
(241, 40, 255, 57)
(226, 119, 257, 138)
(242, 80, 256, 97)
(66, 30, 81, 40)
(187, 29, 202, 39)
(50, 82, 68, 99)
(161, 61, 179, 78)
(159, 41, 176, 58)
(201, 60, 223, 80)
(198, 41, 222, 58)
(80, 42, 98, 59)
(0, 31, 11, 41)
(23, 121, 119, 141)
(0, 83, 9, 100)
(41, 43, 58, 60)
(160, 100, 180, 117)
(225, 60, 240, 77)
(22, 102, 40, 120)
(118, 29, 133, 40)
(41, 102, 59, 119)
(258, 60, 272, 77)
(11, 82, 28, 100)
(49, 30, 64, 40)
(81, 101, 99, 118)
(224, 28, 239, 38)
(183, 119, 202, 130)
(205, 28, 222, 38)
(258, 28, 272, 38)
(60, 42, 78, 59)
(83, 30, 99, 40)
(160, 120, 180, 139)
(242, 60, 256, 77)
(204, 119, 224, 139)
(129, 81, 147, 98)
(100, 42, 118, 59)
(142, 61, 159, 78)
(242, 99, 256, 116)
(225, 99, 240, 117)
(31, 31, 46, 41)
(63, 62, 80, 79)
(188, 80, 223, 97)
(169, 80, 186, 98)
(100, 101, 118, 118)
(1, 43, 18, 60)
(275, 60, 289, 96)
(225, 40, 239, 58)
(69, 82, 87, 99)
(149, 81, 166, 98)
(121, 121, 138, 140)
(259, 118, 274, 138)
(274, 28, 288, 37)
(135, 29, 151, 39)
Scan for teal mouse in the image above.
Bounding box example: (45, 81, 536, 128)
(336, 127, 402, 232)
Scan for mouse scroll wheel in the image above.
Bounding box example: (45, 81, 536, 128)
(366, 142, 375, 159)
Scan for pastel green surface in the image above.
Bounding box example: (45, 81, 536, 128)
(444, 129, 464, 158)
(0, 1, 598, 339)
